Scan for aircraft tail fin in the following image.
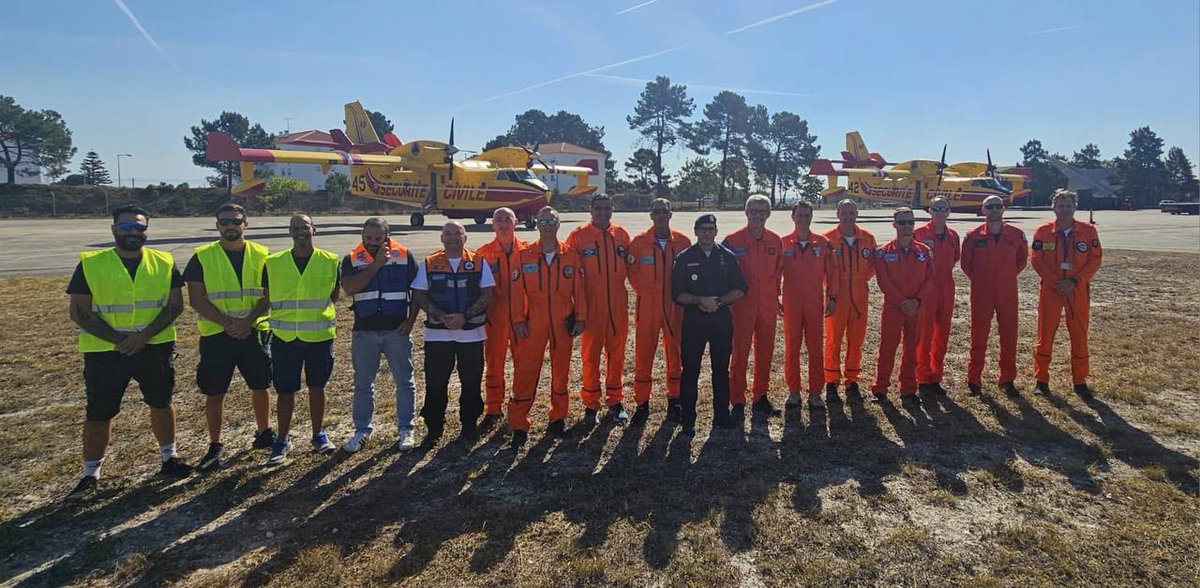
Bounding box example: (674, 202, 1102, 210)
(845, 131, 870, 163)
(344, 101, 381, 145)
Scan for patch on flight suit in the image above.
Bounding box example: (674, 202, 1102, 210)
(874, 248, 885, 258)
(923, 239, 935, 248)
(691, 273, 699, 281)
(1076, 241, 1088, 253)
(884, 253, 898, 262)
(581, 247, 598, 257)
(617, 245, 627, 258)
(768, 247, 776, 255)
(490, 262, 500, 274)
(522, 263, 538, 273)
(640, 255, 654, 265)
(916, 251, 928, 262)
(863, 248, 874, 258)
(463, 261, 475, 270)
(563, 265, 575, 278)
(686, 261, 700, 267)
(783, 248, 795, 257)
(1032, 240, 1043, 250)
(813, 247, 822, 257)
(511, 269, 520, 281)
(1091, 239, 1100, 248)
(732, 247, 749, 256)
(1043, 242, 1057, 251)
(975, 239, 988, 247)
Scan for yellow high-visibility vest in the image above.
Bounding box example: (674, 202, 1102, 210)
(195, 240, 269, 336)
(264, 248, 338, 342)
(77, 247, 177, 352)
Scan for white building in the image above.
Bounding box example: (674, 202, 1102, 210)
(534, 142, 606, 195)
(260, 130, 348, 189)
(8, 161, 44, 184)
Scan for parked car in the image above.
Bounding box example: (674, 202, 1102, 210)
(1159, 199, 1176, 212)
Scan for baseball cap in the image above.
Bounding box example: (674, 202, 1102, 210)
(694, 214, 717, 229)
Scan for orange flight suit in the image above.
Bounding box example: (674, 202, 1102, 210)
(822, 226, 878, 386)
(872, 239, 935, 396)
(477, 236, 528, 415)
(507, 241, 588, 432)
(627, 227, 692, 405)
(1030, 220, 1102, 385)
(780, 231, 839, 394)
(566, 222, 632, 410)
(961, 223, 1028, 385)
(723, 226, 783, 405)
(913, 223, 960, 385)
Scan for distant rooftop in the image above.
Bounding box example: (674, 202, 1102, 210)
(535, 142, 606, 157)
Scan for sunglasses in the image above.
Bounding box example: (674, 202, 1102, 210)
(895, 220, 915, 226)
(985, 204, 1004, 210)
(930, 207, 950, 214)
(650, 208, 670, 214)
(536, 218, 559, 226)
(217, 217, 246, 226)
(116, 221, 149, 232)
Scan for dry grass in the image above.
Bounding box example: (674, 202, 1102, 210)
(0, 250, 1197, 586)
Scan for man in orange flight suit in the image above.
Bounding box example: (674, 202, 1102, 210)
(961, 195, 1028, 397)
(823, 199, 878, 403)
(872, 207, 935, 408)
(508, 207, 588, 448)
(566, 193, 633, 425)
(913, 196, 960, 397)
(723, 194, 784, 421)
(780, 201, 838, 411)
(1030, 189, 1102, 401)
(476, 207, 528, 428)
(627, 198, 691, 425)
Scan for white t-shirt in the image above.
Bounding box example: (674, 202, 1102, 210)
(543, 251, 556, 265)
(842, 235, 856, 247)
(411, 257, 495, 343)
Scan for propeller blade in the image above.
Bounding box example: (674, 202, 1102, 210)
(449, 118, 455, 148)
(937, 143, 947, 186)
(986, 148, 997, 177)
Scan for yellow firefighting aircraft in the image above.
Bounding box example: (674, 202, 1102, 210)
(205, 101, 598, 228)
(810, 131, 1031, 212)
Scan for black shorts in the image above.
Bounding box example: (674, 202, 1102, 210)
(271, 337, 334, 395)
(83, 343, 176, 421)
(196, 331, 273, 395)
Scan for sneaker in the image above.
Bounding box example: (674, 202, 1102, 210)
(66, 476, 98, 502)
(607, 404, 630, 424)
(547, 419, 569, 438)
(1001, 382, 1020, 398)
(312, 431, 336, 454)
(396, 431, 416, 451)
(631, 402, 650, 425)
(845, 382, 862, 400)
(731, 403, 746, 424)
(932, 383, 949, 396)
(266, 437, 293, 466)
(667, 399, 682, 423)
(197, 443, 223, 472)
(1073, 383, 1095, 402)
(1034, 381, 1051, 396)
(583, 408, 599, 426)
(785, 392, 802, 408)
(509, 429, 528, 449)
(967, 383, 983, 397)
(752, 396, 782, 417)
(825, 383, 842, 404)
(872, 390, 888, 403)
(252, 427, 276, 450)
(901, 394, 923, 409)
(342, 431, 371, 453)
(480, 413, 503, 431)
(160, 456, 194, 478)
(807, 393, 826, 411)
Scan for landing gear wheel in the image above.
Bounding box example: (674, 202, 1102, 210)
(524, 217, 536, 229)
(475, 216, 489, 226)
(410, 213, 425, 227)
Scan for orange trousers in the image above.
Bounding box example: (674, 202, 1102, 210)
(579, 320, 628, 410)
(874, 305, 927, 395)
(968, 284, 1019, 385)
(507, 320, 573, 432)
(916, 281, 954, 385)
(824, 284, 869, 385)
(483, 313, 514, 415)
(632, 303, 681, 404)
(1033, 284, 1090, 384)
(783, 299, 823, 394)
(730, 299, 776, 405)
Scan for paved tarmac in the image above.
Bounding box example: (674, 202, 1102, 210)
(0, 208, 1196, 276)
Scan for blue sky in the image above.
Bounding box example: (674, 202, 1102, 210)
(3, 0, 1198, 186)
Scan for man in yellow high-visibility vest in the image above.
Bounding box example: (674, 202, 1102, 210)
(65, 204, 191, 501)
(262, 214, 341, 466)
(184, 203, 274, 471)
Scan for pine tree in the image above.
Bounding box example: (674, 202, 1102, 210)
(79, 151, 111, 185)
(626, 76, 694, 196)
(1164, 147, 1197, 202)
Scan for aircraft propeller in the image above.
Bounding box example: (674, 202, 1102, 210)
(424, 118, 478, 179)
(936, 144, 948, 186)
(523, 142, 552, 171)
(985, 148, 998, 179)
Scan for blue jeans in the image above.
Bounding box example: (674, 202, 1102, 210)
(351, 330, 415, 435)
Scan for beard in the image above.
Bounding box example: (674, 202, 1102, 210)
(222, 229, 242, 241)
(116, 234, 146, 251)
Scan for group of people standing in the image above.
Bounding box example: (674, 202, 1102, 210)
(63, 189, 1101, 501)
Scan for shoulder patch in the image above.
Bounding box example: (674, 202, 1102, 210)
(1031, 240, 1043, 250)
(1091, 239, 1100, 248)
(873, 248, 884, 258)
(563, 265, 575, 278)
(916, 251, 928, 262)
(863, 247, 874, 258)
(1076, 241, 1088, 253)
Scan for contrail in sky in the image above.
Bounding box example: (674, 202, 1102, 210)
(455, 45, 686, 109)
(617, 0, 663, 15)
(725, 0, 839, 36)
(1027, 25, 1081, 36)
(113, 0, 180, 71)
(584, 73, 813, 98)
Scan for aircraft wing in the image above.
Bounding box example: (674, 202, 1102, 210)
(205, 132, 408, 167)
(529, 164, 598, 196)
(846, 167, 911, 179)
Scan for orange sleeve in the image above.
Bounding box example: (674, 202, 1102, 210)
(862, 235, 877, 281)
(1030, 227, 1059, 283)
(1015, 229, 1029, 274)
(873, 251, 902, 302)
(960, 233, 976, 281)
(1076, 226, 1103, 284)
(511, 254, 529, 324)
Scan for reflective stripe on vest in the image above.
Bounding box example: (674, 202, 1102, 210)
(348, 240, 412, 320)
(264, 248, 339, 342)
(77, 247, 177, 352)
(352, 290, 408, 302)
(195, 240, 269, 336)
(424, 249, 486, 330)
